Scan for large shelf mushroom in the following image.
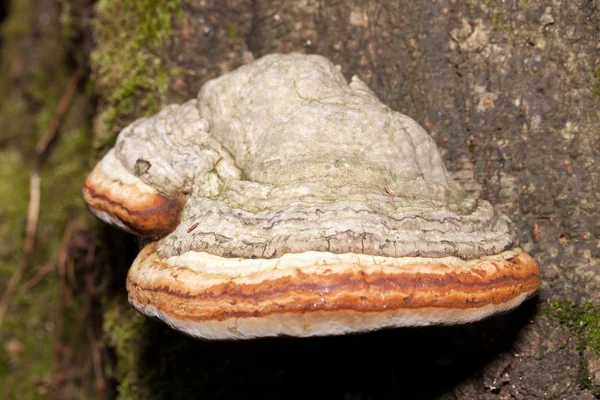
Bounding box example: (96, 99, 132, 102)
(83, 54, 541, 340)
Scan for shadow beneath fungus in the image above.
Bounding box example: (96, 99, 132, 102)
(0, 0, 8, 51)
(0, 0, 7, 23)
(137, 297, 538, 400)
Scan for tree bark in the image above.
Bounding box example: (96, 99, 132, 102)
(2, 0, 600, 399)
(92, 0, 600, 398)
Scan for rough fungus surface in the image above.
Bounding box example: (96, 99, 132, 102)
(85, 53, 541, 340)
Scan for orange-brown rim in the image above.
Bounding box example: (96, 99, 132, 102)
(82, 171, 181, 237)
(127, 242, 541, 325)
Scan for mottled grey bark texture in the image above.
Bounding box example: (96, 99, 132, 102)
(95, 0, 600, 398)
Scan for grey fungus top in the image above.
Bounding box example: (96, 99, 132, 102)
(110, 54, 513, 260)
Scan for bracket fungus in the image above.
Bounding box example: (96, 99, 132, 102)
(83, 54, 541, 340)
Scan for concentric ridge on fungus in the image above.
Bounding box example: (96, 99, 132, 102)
(83, 53, 541, 339)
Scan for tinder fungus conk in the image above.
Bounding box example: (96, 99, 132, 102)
(83, 54, 541, 339)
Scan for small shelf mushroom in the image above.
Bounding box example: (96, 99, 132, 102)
(83, 54, 541, 340)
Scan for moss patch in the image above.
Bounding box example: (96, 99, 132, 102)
(0, 0, 93, 398)
(103, 299, 148, 399)
(89, 1, 185, 398)
(545, 299, 600, 396)
(91, 0, 182, 155)
(591, 66, 600, 100)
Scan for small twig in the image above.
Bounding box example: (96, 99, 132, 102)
(57, 221, 76, 308)
(35, 68, 85, 156)
(57, 220, 75, 271)
(87, 325, 106, 393)
(22, 260, 56, 290)
(0, 165, 42, 330)
(0, 67, 83, 330)
(22, 218, 76, 290)
(45, 366, 89, 399)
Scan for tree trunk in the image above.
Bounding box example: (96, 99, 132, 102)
(2, 0, 600, 399)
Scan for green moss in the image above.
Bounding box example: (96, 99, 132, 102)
(103, 299, 149, 399)
(0, 0, 94, 398)
(91, 0, 182, 155)
(591, 66, 600, 100)
(90, 2, 185, 397)
(545, 299, 600, 396)
(0, 151, 29, 262)
(0, 103, 93, 399)
(0, 152, 57, 400)
(226, 25, 239, 39)
(466, 139, 475, 153)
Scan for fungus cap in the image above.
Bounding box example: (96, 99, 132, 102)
(83, 53, 541, 339)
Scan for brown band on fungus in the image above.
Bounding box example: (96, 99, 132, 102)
(82, 167, 181, 237)
(127, 243, 540, 327)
